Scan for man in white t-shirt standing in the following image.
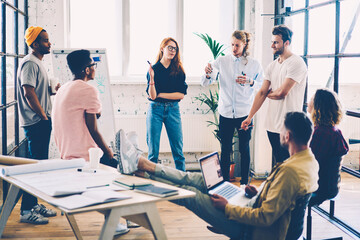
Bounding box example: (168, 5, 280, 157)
(241, 25, 307, 165)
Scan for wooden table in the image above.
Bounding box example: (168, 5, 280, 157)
(0, 164, 195, 240)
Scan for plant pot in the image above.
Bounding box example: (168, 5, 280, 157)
(229, 163, 236, 182)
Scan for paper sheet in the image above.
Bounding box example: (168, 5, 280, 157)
(12, 168, 122, 196)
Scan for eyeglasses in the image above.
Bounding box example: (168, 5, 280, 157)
(167, 45, 178, 52)
(83, 62, 97, 71)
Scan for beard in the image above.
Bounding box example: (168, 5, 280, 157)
(39, 45, 51, 55)
(273, 46, 284, 55)
(280, 135, 289, 150)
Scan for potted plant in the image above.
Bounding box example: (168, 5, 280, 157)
(194, 33, 238, 181)
(193, 32, 226, 142)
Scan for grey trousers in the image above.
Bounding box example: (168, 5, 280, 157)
(151, 164, 245, 239)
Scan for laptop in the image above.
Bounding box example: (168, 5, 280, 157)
(199, 152, 249, 206)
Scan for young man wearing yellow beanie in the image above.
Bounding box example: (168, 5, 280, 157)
(16, 26, 58, 224)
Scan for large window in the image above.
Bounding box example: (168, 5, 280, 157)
(288, 0, 360, 86)
(278, 1, 360, 238)
(0, 0, 28, 156)
(69, 0, 235, 79)
(183, 0, 234, 77)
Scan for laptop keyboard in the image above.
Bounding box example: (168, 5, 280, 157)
(213, 184, 241, 199)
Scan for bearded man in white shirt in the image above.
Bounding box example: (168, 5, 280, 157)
(201, 30, 263, 184)
(241, 25, 308, 166)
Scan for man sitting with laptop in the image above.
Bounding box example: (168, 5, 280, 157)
(118, 111, 319, 240)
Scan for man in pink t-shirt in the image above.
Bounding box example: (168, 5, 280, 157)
(52, 49, 129, 235)
(52, 50, 114, 162)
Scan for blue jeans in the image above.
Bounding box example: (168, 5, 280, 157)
(146, 101, 185, 171)
(21, 119, 52, 211)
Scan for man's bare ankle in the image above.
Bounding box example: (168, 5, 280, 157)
(137, 156, 146, 171)
(134, 170, 145, 177)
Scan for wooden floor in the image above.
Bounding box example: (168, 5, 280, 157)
(1, 174, 359, 239)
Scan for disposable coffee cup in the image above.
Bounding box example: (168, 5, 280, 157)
(88, 147, 103, 169)
(49, 78, 59, 94)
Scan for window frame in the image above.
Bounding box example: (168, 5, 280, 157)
(66, 0, 239, 81)
(273, 0, 360, 238)
(0, 0, 28, 156)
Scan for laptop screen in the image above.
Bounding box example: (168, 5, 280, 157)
(200, 152, 224, 189)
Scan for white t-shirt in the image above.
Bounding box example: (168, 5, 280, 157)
(264, 54, 307, 133)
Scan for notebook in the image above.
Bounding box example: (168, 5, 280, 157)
(113, 177, 152, 190)
(199, 152, 249, 206)
(134, 184, 178, 198)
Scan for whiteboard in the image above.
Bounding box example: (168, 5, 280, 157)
(51, 49, 115, 146)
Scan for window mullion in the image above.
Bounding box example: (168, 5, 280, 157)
(122, 0, 130, 77)
(334, 0, 340, 93)
(1, 1, 8, 154)
(176, 0, 184, 56)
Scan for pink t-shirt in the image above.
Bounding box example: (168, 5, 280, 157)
(52, 80, 102, 161)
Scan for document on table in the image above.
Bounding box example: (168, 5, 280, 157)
(1, 158, 85, 176)
(48, 190, 131, 209)
(12, 168, 125, 196)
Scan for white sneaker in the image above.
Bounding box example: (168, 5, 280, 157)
(126, 131, 144, 155)
(116, 129, 140, 174)
(114, 223, 130, 236)
(126, 131, 139, 149)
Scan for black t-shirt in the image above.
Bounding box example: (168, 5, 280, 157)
(146, 61, 188, 103)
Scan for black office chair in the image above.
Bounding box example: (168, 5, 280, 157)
(305, 156, 343, 240)
(285, 193, 312, 240)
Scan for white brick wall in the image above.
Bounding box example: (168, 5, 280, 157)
(31, 0, 360, 173)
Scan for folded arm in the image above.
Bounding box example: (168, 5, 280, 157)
(157, 92, 184, 100)
(267, 78, 296, 100)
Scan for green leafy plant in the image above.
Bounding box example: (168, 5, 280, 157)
(193, 33, 227, 142)
(194, 89, 220, 142)
(193, 32, 227, 60)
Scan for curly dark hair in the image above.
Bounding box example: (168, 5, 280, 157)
(272, 25, 293, 43)
(311, 88, 343, 127)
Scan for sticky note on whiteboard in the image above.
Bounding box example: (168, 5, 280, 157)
(93, 56, 101, 62)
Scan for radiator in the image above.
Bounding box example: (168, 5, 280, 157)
(115, 114, 220, 153)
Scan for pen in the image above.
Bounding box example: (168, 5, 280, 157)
(147, 60, 151, 65)
(87, 184, 110, 189)
(239, 124, 254, 131)
(247, 175, 253, 186)
(77, 168, 96, 173)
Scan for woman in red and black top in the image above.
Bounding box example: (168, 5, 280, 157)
(308, 88, 349, 206)
(146, 37, 188, 171)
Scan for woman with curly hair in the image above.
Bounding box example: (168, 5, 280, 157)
(146, 37, 188, 171)
(307, 88, 349, 206)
